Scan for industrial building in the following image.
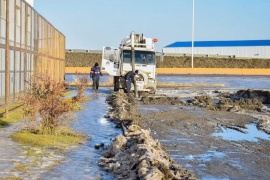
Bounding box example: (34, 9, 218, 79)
(162, 40, 270, 58)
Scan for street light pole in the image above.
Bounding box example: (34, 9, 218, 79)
(191, 0, 194, 68)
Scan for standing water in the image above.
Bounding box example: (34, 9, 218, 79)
(41, 87, 121, 180)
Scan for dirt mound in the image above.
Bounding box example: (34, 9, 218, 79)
(66, 52, 102, 67)
(157, 56, 270, 68)
(215, 98, 264, 111)
(187, 96, 214, 107)
(66, 52, 270, 68)
(101, 91, 197, 179)
(186, 91, 266, 112)
(234, 89, 270, 103)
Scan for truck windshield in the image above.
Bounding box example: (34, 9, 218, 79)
(123, 50, 155, 65)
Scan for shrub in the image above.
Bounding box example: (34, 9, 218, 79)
(22, 75, 73, 134)
(73, 72, 89, 102)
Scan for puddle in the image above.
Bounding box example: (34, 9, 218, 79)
(65, 74, 111, 83)
(171, 150, 226, 162)
(137, 104, 206, 116)
(213, 123, 270, 142)
(159, 138, 193, 143)
(136, 104, 180, 114)
(212, 99, 219, 104)
(157, 75, 270, 89)
(40, 88, 122, 179)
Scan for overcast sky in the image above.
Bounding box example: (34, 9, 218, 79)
(34, 0, 270, 52)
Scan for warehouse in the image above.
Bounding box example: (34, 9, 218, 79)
(162, 40, 270, 58)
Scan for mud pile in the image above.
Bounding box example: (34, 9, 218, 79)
(184, 89, 270, 134)
(186, 90, 269, 112)
(234, 89, 270, 103)
(100, 91, 196, 180)
(66, 52, 270, 68)
(140, 95, 185, 105)
(257, 119, 270, 134)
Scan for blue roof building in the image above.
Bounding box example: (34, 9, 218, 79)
(163, 40, 270, 58)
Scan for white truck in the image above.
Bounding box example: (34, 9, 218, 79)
(101, 32, 158, 94)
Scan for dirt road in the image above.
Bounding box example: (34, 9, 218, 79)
(138, 88, 270, 179)
(101, 88, 270, 179)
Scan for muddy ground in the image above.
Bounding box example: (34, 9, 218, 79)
(66, 52, 270, 68)
(101, 89, 270, 179)
(140, 89, 270, 179)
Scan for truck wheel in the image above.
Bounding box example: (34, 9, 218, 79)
(114, 76, 120, 91)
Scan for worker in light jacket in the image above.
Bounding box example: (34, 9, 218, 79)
(125, 70, 138, 94)
(90, 62, 102, 93)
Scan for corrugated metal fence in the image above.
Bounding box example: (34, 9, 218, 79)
(0, 0, 65, 110)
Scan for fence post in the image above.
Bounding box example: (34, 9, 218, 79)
(24, 4, 28, 90)
(5, 0, 10, 117)
(13, 0, 17, 102)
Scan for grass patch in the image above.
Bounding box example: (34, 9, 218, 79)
(1, 177, 23, 180)
(14, 164, 28, 172)
(0, 102, 24, 114)
(0, 109, 24, 127)
(11, 128, 85, 151)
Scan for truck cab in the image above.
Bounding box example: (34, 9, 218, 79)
(101, 32, 157, 94)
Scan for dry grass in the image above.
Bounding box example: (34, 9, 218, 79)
(0, 109, 24, 127)
(11, 128, 84, 151)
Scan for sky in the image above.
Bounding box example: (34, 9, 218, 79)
(34, 0, 270, 52)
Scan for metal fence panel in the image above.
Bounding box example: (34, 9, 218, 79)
(0, 0, 66, 109)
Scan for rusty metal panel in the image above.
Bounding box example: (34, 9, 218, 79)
(0, 48, 5, 97)
(21, 1, 24, 45)
(0, 0, 7, 44)
(9, 0, 14, 46)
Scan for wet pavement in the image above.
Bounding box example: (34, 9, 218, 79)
(138, 101, 270, 179)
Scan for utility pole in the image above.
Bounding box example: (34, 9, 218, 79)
(130, 32, 138, 98)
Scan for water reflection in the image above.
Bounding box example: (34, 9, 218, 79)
(213, 123, 270, 142)
(157, 75, 270, 89)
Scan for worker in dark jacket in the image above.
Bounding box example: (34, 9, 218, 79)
(125, 70, 138, 94)
(90, 62, 102, 93)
